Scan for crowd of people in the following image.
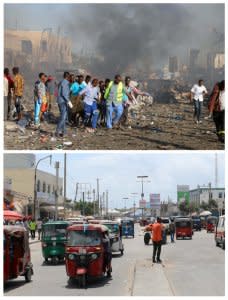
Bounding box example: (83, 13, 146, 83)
(4, 67, 225, 143)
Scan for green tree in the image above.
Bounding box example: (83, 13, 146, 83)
(179, 201, 189, 215)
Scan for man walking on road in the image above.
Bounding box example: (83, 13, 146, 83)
(190, 79, 208, 124)
(151, 217, 163, 263)
(169, 219, 175, 243)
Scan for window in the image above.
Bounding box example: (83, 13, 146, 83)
(43, 182, 46, 193)
(47, 184, 51, 194)
(219, 192, 223, 199)
(21, 40, 32, 55)
(37, 180, 40, 192)
(41, 40, 47, 52)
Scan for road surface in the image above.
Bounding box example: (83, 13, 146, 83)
(4, 224, 224, 296)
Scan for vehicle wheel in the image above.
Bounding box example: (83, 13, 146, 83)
(25, 268, 32, 282)
(222, 242, 225, 250)
(45, 258, 48, 263)
(78, 274, 86, 288)
(216, 241, 219, 247)
(120, 249, 124, 255)
(52, 256, 59, 265)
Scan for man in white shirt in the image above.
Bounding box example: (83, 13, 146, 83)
(79, 78, 100, 132)
(191, 79, 208, 124)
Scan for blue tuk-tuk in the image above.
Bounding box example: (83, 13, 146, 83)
(121, 219, 134, 238)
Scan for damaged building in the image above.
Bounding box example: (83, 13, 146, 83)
(4, 29, 72, 74)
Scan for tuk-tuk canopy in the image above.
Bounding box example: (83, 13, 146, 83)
(4, 210, 23, 221)
(42, 221, 70, 227)
(4, 225, 27, 237)
(67, 223, 109, 233)
(175, 218, 192, 226)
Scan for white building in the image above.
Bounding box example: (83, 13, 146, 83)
(189, 184, 225, 214)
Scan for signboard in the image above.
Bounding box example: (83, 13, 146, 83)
(139, 199, 147, 208)
(150, 194, 161, 209)
(177, 185, 190, 204)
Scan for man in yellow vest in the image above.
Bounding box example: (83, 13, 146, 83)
(104, 75, 131, 129)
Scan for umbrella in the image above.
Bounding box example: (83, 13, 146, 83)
(200, 210, 212, 217)
(4, 210, 23, 221)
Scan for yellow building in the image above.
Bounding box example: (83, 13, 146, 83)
(4, 29, 72, 71)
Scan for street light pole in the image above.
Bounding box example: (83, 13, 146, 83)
(131, 193, 138, 219)
(55, 161, 60, 220)
(122, 197, 129, 213)
(137, 176, 149, 219)
(33, 155, 52, 221)
(63, 153, 67, 219)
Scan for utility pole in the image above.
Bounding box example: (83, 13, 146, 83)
(96, 178, 101, 216)
(137, 176, 150, 219)
(55, 161, 60, 220)
(63, 153, 66, 219)
(106, 190, 109, 218)
(82, 192, 85, 216)
(93, 189, 96, 216)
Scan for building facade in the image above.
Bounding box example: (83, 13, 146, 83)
(4, 154, 63, 218)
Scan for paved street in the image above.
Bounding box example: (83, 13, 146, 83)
(4, 224, 224, 296)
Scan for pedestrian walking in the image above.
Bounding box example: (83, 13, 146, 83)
(29, 219, 37, 239)
(4, 68, 14, 120)
(46, 75, 56, 112)
(37, 219, 43, 240)
(169, 219, 175, 243)
(208, 80, 225, 143)
(12, 67, 24, 121)
(55, 72, 72, 137)
(151, 217, 164, 263)
(4, 73, 9, 121)
(34, 73, 47, 126)
(190, 79, 208, 124)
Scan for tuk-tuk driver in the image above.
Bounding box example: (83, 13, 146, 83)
(102, 231, 112, 276)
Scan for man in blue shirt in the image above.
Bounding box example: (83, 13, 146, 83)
(56, 72, 71, 137)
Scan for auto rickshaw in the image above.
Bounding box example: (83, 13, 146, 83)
(206, 216, 218, 233)
(41, 221, 70, 264)
(192, 217, 201, 231)
(175, 218, 193, 239)
(101, 221, 124, 255)
(215, 215, 225, 249)
(4, 225, 33, 283)
(121, 219, 134, 238)
(65, 224, 112, 287)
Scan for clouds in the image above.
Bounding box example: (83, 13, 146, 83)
(36, 152, 225, 208)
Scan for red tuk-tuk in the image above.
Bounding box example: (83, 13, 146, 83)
(207, 216, 218, 233)
(65, 224, 112, 287)
(4, 225, 33, 283)
(175, 218, 193, 239)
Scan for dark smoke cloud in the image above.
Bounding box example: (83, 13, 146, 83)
(62, 4, 224, 77)
(5, 3, 224, 77)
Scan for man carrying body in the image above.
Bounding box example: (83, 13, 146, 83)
(208, 80, 225, 143)
(104, 75, 131, 129)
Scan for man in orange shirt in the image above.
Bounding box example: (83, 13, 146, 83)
(151, 217, 163, 263)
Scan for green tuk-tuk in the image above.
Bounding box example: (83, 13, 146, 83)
(41, 221, 70, 264)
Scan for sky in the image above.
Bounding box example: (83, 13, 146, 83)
(4, 3, 224, 74)
(33, 152, 225, 209)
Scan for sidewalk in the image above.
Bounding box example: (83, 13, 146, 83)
(132, 259, 174, 296)
(29, 236, 41, 245)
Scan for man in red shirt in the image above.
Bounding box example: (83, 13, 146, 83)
(151, 217, 163, 263)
